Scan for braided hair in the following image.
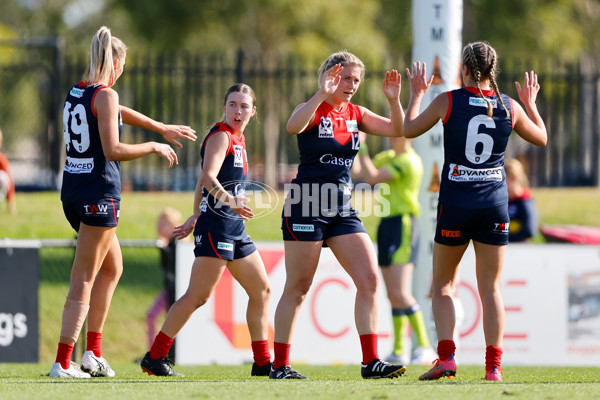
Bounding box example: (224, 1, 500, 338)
(462, 42, 509, 118)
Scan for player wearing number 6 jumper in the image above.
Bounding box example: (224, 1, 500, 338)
(404, 41, 547, 381)
(50, 26, 197, 379)
(273, 51, 406, 380)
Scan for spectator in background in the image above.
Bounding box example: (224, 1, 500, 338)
(146, 207, 182, 354)
(505, 158, 538, 242)
(0, 128, 17, 214)
(352, 131, 437, 366)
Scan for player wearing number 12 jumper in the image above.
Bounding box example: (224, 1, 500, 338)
(403, 41, 547, 381)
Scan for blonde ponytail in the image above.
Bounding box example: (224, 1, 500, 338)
(82, 26, 127, 85)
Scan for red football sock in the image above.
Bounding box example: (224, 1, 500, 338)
(273, 342, 291, 370)
(437, 340, 456, 361)
(359, 334, 379, 365)
(56, 342, 74, 370)
(86, 331, 102, 358)
(251, 340, 271, 366)
(149, 331, 174, 360)
(485, 345, 503, 372)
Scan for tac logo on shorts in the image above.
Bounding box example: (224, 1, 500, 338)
(448, 164, 503, 182)
(233, 145, 244, 168)
(469, 97, 497, 108)
(345, 120, 358, 133)
(70, 87, 84, 98)
(217, 242, 234, 252)
(319, 117, 334, 138)
(292, 224, 315, 232)
(492, 222, 510, 234)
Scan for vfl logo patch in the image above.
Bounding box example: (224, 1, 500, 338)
(469, 97, 497, 108)
(318, 117, 334, 138)
(345, 120, 358, 133)
(233, 145, 244, 168)
(448, 164, 503, 182)
(293, 224, 315, 232)
(199, 198, 208, 212)
(217, 242, 234, 251)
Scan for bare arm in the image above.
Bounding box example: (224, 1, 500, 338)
(286, 64, 343, 134)
(513, 71, 548, 146)
(359, 70, 404, 137)
(200, 132, 253, 220)
(120, 105, 197, 148)
(95, 88, 177, 167)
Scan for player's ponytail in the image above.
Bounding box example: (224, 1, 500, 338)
(82, 26, 127, 85)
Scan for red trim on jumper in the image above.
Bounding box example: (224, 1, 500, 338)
(464, 86, 496, 97)
(443, 91, 452, 124)
(208, 232, 223, 258)
(89, 84, 107, 118)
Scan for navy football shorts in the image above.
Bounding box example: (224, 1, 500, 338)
(281, 198, 366, 242)
(62, 198, 120, 232)
(434, 202, 509, 246)
(193, 231, 257, 261)
(377, 214, 419, 267)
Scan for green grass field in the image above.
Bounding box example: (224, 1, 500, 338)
(1, 363, 599, 400)
(1, 189, 600, 398)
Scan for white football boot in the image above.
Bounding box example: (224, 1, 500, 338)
(80, 350, 116, 377)
(49, 361, 91, 378)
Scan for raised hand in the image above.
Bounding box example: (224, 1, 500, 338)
(406, 61, 434, 99)
(382, 69, 401, 101)
(320, 64, 343, 96)
(162, 124, 197, 148)
(515, 71, 541, 106)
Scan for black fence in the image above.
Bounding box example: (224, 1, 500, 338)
(1, 39, 599, 190)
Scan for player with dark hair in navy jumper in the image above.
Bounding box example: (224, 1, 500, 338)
(404, 41, 547, 381)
